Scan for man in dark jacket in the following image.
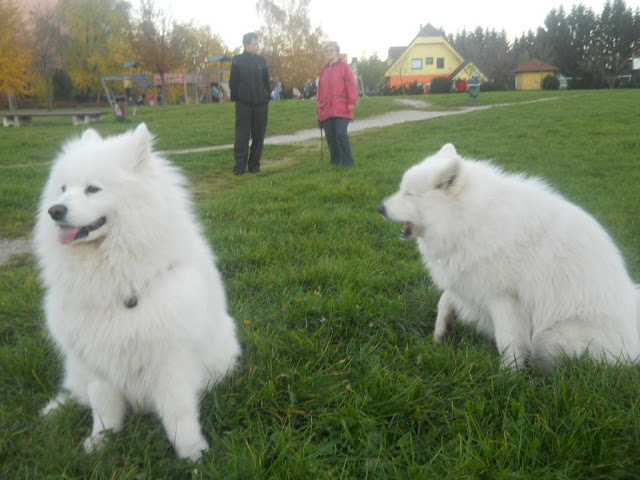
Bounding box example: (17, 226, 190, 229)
(229, 32, 271, 175)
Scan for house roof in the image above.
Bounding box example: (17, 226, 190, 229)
(387, 46, 407, 61)
(387, 24, 445, 61)
(512, 59, 558, 73)
(417, 23, 445, 38)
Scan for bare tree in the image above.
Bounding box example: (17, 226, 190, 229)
(30, 4, 63, 109)
(256, 0, 325, 90)
(131, 0, 185, 105)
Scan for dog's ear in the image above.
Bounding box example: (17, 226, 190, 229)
(131, 123, 154, 169)
(81, 128, 101, 143)
(435, 158, 462, 193)
(438, 143, 457, 157)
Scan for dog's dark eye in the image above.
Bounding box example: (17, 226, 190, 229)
(85, 185, 101, 194)
(61, 185, 66, 193)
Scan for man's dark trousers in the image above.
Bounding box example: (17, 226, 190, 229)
(234, 102, 269, 174)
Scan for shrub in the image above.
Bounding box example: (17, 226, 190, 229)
(430, 76, 452, 94)
(405, 81, 425, 94)
(542, 75, 560, 90)
(482, 79, 511, 91)
(379, 85, 407, 96)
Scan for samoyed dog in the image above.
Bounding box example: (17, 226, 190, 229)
(34, 123, 240, 461)
(379, 144, 640, 371)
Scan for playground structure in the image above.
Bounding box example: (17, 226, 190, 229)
(166, 54, 232, 105)
(101, 74, 148, 118)
(101, 61, 149, 118)
(100, 56, 232, 117)
(198, 54, 232, 103)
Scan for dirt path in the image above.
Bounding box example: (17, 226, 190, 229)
(160, 101, 491, 155)
(0, 238, 31, 266)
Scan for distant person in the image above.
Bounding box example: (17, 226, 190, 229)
(229, 32, 271, 175)
(316, 41, 357, 167)
(272, 77, 281, 101)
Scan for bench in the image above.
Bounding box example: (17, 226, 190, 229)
(2, 111, 109, 127)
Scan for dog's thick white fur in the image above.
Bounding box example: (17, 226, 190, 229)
(34, 123, 240, 461)
(380, 143, 640, 371)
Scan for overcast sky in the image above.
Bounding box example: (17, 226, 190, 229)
(153, 0, 638, 58)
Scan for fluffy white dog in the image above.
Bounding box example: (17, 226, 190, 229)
(379, 144, 640, 371)
(35, 123, 240, 461)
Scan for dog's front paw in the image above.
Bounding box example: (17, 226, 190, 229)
(41, 400, 62, 417)
(176, 437, 209, 463)
(500, 351, 527, 372)
(41, 392, 71, 417)
(433, 324, 452, 344)
(83, 431, 108, 453)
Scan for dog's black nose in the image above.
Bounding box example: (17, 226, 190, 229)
(378, 204, 386, 216)
(48, 204, 67, 221)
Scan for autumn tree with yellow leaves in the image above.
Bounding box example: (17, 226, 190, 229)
(57, 0, 133, 102)
(0, 1, 33, 106)
(174, 23, 230, 71)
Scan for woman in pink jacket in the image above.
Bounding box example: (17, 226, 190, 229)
(316, 41, 358, 167)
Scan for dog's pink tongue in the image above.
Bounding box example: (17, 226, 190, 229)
(58, 226, 79, 244)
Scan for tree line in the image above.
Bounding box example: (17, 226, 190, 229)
(1, 0, 639, 109)
(2, 0, 230, 108)
(357, 0, 640, 93)
(1, 0, 328, 108)
(453, 0, 640, 90)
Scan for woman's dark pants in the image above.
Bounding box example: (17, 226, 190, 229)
(322, 117, 354, 167)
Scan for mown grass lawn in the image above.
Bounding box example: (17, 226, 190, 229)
(1, 90, 639, 478)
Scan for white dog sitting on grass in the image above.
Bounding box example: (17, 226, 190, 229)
(35, 124, 240, 461)
(379, 144, 640, 371)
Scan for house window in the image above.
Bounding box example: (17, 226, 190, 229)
(437, 58, 445, 69)
(411, 58, 422, 69)
(426, 57, 434, 65)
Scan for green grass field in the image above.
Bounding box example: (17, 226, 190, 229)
(1, 90, 640, 478)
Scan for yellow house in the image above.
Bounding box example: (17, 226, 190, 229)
(385, 23, 486, 92)
(513, 59, 559, 90)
